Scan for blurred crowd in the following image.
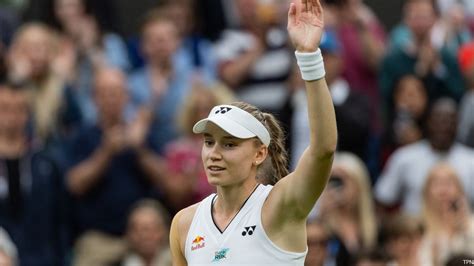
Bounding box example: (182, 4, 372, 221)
(0, 0, 473, 265)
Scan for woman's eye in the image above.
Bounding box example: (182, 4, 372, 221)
(204, 140, 214, 146)
(224, 143, 236, 148)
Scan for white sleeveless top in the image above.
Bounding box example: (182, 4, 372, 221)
(184, 184, 307, 265)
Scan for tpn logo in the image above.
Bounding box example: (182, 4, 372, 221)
(242, 225, 256, 236)
(464, 259, 474, 265)
(215, 107, 232, 114)
(191, 235, 205, 251)
(212, 248, 230, 262)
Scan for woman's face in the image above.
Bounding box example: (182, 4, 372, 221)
(14, 27, 53, 79)
(394, 76, 427, 119)
(201, 123, 265, 187)
(142, 20, 179, 64)
(405, 1, 436, 39)
(127, 208, 165, 259)
(426, 167, 461, 210)
(322, 166, 359, 209)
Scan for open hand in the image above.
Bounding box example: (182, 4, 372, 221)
(287, 0, 324, 52)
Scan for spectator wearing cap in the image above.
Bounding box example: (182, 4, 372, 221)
(457, 41, 474, 147)
(291, 30, 370, 169)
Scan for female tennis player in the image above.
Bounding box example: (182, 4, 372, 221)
(170, 0, 337, 264)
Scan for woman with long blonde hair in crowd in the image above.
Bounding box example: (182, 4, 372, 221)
(420, 162, 474, 266)
(317, 152, 377, 265)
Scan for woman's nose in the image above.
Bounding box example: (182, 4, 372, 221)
(209, 145, 222, 161)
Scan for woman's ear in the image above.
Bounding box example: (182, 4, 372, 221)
(254, 145, 268, 166)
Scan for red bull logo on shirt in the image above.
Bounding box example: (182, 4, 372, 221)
(191, 236, 205, 251)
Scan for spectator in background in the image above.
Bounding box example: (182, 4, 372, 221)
(436, 0, 474, 33)
(431, 1, 472, 57)
(52, 0, 130, 125)
(375, 98, 474, 215)
(323, 0, 386, 132)
(128, 10, 193, 154)
(305, 218, 333, 266)
(381, 75, 427, 164)
(381, 0, 465, 106)
(0, 84, 64, 265)
(291, 30, 370, 169)
(457, 41, 474, 147)
(379, 214, 425, 266)
(120, 199, 171, 266)
(64, 68, 169, 265)
(6, 23, 81, 147)
(317, 152, 377, 265)
(152, 0, 217, 84)
(213, 0, 293, 115)
(419, 163, 474, 266)
(354, 248, 393, 266)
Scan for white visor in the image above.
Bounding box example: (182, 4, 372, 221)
(192, 105, 271, 147)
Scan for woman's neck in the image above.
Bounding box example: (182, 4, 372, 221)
(214, 180, 259, 218)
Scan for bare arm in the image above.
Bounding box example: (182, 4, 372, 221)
(170, 204, 198, 266)
(136, 147, 195, 209)
(66, 127, 124, 196)
(66, 145, 113, 196)
(170, 210, 187, 266)
(219, 42, 264, 89)
(269, 0, 337, 222)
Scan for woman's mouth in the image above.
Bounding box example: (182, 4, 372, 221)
(207, 166, 226, 172)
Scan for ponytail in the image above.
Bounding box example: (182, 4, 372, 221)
(231, 102, 289, 185)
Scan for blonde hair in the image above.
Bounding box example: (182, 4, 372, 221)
(231, 102, 288, 185)
(11, 23, 63, 143)
(333, 152, 377, 249)
(177, 82, 235, 136)
(422, 162, 468, 233)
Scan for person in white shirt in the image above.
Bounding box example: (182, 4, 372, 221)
(375, 98, 474, 215)
(169, 0, 337, 265)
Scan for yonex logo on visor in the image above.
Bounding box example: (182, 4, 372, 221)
(215, 107, 232, 114)
(192, 105, 271, 147)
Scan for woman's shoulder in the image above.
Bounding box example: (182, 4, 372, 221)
(172, 202, 201, 238)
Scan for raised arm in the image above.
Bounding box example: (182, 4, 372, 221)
(269, 0, 337, 222)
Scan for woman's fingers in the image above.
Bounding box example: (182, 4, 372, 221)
(288, 3, 297, 27)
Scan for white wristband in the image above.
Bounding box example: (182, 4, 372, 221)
(295, 49, 325, 81)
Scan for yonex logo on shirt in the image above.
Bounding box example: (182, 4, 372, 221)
(241, 225, 256, 236)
